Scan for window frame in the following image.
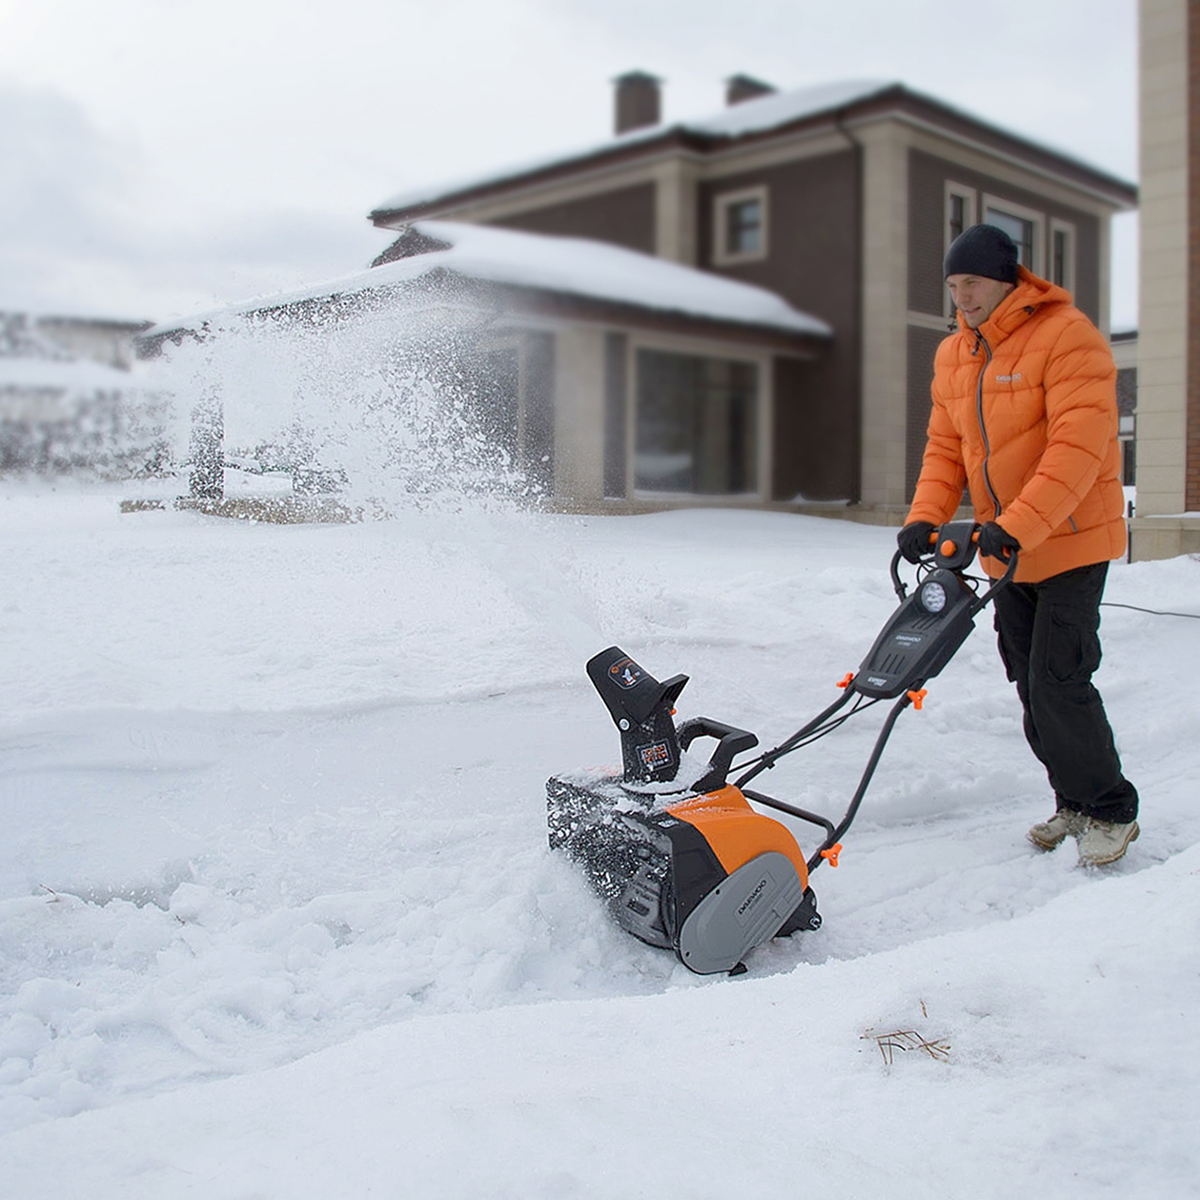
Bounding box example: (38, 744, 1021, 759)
(712, 185, 769, 266)
(1048, 217, 1077, 294)
(981, 194, 1046, 277)
(944, 182, 978, 317)
(627, 335, 770, 501)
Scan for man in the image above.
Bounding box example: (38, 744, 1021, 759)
(899, 223, 1139, 866)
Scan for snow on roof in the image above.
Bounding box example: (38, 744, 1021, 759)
(146, 220, 833, 340)
(374, 80, 892, 215)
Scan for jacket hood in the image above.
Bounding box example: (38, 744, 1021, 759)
(955, 265, 1072, 341)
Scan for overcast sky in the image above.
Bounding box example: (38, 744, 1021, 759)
(0, 0, 1139, 327)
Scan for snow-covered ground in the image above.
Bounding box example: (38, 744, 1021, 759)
(2, 482, 1198, 1198)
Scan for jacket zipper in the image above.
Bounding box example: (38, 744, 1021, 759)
(973, 330, 1002, 517)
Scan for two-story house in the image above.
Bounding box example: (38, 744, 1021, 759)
(368, 73, 1138, 520)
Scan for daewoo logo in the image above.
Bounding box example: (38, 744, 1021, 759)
(995, 372, 1022, 383)
(737, 877, 769, 917)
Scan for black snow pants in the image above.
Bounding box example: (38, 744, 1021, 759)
(991, 560, 1138, 824)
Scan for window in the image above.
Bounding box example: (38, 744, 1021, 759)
(949, 194, 967, 242)
(944, 183, 977, 316)
(713, 187, 768, 264)
(1049, 218, 1076, 293)
(946, 183, 975, 246)
(634, 349, 759, 494)
(727, 199, 762, 254)
(982, 196, 1045, 274)
(985, 207, 1033, 266)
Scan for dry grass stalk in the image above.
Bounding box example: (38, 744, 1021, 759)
(864, 1027, 951, 1066)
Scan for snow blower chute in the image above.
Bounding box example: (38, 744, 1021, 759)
(547, 521, 1016, 975)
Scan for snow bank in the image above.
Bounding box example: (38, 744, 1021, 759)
(1, 486, 1198, 1197)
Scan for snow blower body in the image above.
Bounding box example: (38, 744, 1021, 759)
(546, 521, 1016, 975)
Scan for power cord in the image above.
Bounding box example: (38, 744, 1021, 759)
(1101, 601, 1200, 620)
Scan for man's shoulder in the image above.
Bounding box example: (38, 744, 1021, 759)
(1029, 300, 1109, 350)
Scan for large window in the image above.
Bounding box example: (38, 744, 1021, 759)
(634, 349, 759, 494)
(713, 186, 768, 264)
(983, 197, 1044, 273)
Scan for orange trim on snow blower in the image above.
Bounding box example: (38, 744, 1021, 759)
(907, 688, 928, 710)
(837, 673, 855, 689)
(820, 843, 843, 868)
(667, 785, 809, 889)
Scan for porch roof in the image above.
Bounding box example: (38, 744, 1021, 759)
(144, 220, 832, 342)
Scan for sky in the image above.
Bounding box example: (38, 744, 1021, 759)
(0, 0, 1140, 326)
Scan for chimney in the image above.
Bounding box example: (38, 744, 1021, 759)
(725, 74, 776, 106)
(613, 70, 663, 134)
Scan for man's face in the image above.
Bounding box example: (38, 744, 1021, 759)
(946, 274, 1015, 329)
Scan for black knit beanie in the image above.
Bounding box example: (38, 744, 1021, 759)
(943, 224, 1019, 283)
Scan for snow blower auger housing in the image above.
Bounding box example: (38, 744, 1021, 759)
(547, 521, 1016, 976)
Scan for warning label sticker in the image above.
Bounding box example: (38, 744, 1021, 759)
(609, 657, 643, 690)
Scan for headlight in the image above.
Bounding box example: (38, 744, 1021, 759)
(920, 579, 947, 614)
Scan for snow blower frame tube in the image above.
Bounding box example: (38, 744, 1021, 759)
(547, 521, 1017, 975)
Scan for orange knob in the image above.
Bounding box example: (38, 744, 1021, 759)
(820, 843, 843, 868)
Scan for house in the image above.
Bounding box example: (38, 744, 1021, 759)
(1128, 0, 1200, 560)
(369, 73, 1138, 520)
(0, 310, 154, 474)
(139, 220, 832, 509)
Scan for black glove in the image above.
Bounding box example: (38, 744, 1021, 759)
(976, 521, 1020, 561)
(897, 521, 936, 563)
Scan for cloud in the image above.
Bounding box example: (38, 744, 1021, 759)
(0, 1, 1139, 324)
(0, 84, 137, 258)
(0, 82, 390, 320)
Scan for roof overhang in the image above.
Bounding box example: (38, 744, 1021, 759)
(370, 81, 1136, 227)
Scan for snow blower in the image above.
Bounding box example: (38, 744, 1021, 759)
(547, 520, 1017, 975)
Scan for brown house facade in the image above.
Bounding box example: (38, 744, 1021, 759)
(141, 220, 831, 511)
(371, 76, 1137, 520)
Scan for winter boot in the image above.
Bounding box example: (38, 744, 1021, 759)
(1028, 808, 1085, 850)
(1076, 818, 1140, 867)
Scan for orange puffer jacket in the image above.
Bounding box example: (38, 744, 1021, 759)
(906, 266, 1126, 583)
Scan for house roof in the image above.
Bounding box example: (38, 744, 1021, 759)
(0, 355, 137, 391)
(370, 79, 1137, 225)
(143, 220, 833, 342)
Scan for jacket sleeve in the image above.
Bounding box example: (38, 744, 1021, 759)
(996, 316, 1117, 552)
(905, 351, 967, 526)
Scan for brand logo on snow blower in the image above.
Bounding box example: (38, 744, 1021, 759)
(895, 633, 924, 645)
(867, 676, 888, 687)
(609, 658, 644, 689)
(736, 876, 770, 921)
(639, 741, 673, 771)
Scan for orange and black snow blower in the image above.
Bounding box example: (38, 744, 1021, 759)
(547, 521, 1017, 975)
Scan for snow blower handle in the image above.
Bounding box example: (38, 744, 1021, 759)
(890, 519, 1017, 607)
(677, 717, 759, 793)
(968, 529, 1019, 614)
